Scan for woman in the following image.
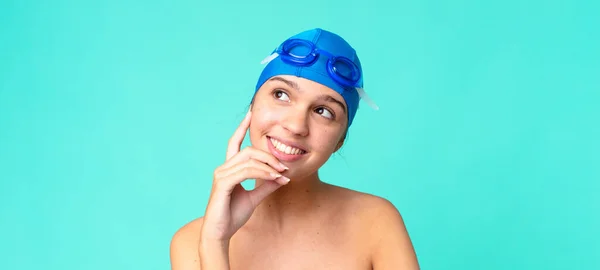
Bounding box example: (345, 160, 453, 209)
(170, 28, 419, 269)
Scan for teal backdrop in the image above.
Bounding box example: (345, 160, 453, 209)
(1, 0, 598, 269)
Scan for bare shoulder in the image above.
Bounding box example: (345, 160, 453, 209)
(325, 184, 420, 269)
(324, 183, 403, 219)
(170, 217, 204, 270)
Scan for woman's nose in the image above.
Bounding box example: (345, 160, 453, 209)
(281, 109, 309, 137)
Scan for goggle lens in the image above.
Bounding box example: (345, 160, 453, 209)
(330, 57, 359, 84)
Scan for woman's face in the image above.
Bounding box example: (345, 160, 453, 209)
(249, 75, 348, 179)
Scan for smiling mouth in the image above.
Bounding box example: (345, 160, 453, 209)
(268, 137, 307, 155)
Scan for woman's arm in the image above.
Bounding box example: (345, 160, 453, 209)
(370, 198, 420, 269)
(171, 111, 288, 270)
(198, 236, 230, 269)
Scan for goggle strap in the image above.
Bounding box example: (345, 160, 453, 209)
(260, 52, 279, 65)
(356, 87, 380, 111)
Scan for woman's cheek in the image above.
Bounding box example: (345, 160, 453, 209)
(249, 105, 282, 135)
(256, 104, 285, 122)
(309, 128, 338, 153)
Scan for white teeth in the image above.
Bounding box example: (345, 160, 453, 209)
(270, 138, 305, 155)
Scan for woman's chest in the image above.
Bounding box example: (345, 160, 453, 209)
(228, 225, 371, 270)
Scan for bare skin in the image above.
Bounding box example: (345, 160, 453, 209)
(170, 75, 419, 269)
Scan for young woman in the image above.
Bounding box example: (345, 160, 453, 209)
(170, 28, 419, 270)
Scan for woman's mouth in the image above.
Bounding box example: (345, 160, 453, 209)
(267, 136, 307, 162)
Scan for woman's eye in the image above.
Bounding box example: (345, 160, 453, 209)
(273, 90, 290, 102)
(315, 107, 334, 119)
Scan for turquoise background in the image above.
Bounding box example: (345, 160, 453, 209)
(1, 0, 598, 269)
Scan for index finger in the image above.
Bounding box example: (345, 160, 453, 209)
(226, 110, 252, 160)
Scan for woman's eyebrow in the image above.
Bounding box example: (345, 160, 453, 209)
(317, 95, 347, 114)
(268, 76, 299, 90)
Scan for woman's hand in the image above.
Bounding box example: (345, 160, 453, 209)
(200, 110, 289, 242)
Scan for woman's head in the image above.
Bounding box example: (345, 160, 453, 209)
(247, 28, 374, 179)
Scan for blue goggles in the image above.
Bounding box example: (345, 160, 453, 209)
(262, 38, 363, 89)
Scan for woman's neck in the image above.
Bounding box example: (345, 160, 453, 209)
(248, 172, 327, 232)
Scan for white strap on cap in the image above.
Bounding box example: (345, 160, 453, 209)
(356, 88, 379, 110)
(260, 52, 279, 65)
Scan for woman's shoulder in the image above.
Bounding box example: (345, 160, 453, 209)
(171, 216, 203, 240)
(325, 184, 419, 268)
(170, 217, 203, 268)
(325, 183, 402, 217)
(324, 183, 410, 242)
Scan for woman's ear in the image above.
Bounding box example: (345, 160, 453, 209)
(334, 139, 345, 152)
(334, 127, 348, 152)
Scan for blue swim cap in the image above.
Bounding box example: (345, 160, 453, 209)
(255, 28, 378, 127)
